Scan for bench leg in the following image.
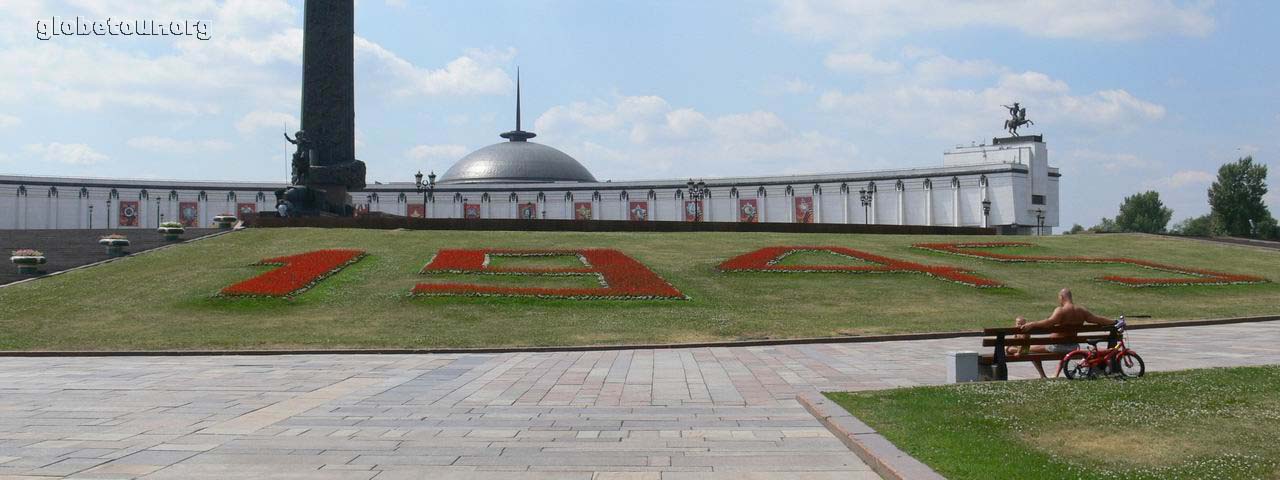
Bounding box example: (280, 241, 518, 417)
(978, 364, 995, 381)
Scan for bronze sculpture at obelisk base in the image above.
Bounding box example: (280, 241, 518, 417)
(277, 0, 366, 216)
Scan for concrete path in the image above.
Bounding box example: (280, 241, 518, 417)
(1, 320, 1277, 479)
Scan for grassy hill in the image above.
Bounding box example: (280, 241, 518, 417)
(1, 228, 1277, 350)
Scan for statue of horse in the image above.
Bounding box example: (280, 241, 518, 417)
(1004, 117, 1034, 136)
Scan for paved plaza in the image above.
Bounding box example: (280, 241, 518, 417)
(0, 321, 1277, 479)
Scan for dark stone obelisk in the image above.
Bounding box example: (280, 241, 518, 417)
(279, 0, 365, 216)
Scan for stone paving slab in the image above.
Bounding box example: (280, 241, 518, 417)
(0, 321, 1276, 478)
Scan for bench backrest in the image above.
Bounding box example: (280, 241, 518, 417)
(981, 325, 1118, 348)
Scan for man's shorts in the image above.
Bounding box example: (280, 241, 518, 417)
(1046, 343, 1079, 354)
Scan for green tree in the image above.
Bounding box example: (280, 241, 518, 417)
(1114, 191, 1173, 233)
(1066, 223, 1085, 234)
(1208, 156, 1273, 237)
(1089, 217, 1118, 233)
(1170, 214, 1213, 237)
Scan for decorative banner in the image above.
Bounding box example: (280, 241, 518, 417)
(574, 202, 593, 221)
(518, 202, 538, 220)
(794, 196, 814, 224)
(628, 201, 649, 221)
(236, 203, 257, 219)
(683, 200, 703, 222)
(221, 249, 366, 297)
(117, 201, 139, 227)
(178, 201, 199, 227)
(406, 203, 426, 218)
(738, 199, 759, 223)
(719, 246, 1002, 288)
(415, 249, 686, 299)
(354, 204, 370, 218)
(463, 203, 481, 219)
(914, 242, 1269, 287)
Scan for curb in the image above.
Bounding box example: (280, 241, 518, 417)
(798, 392, 945, 480)
(0, 315, 1276, 357)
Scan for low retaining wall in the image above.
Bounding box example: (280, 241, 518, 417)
(247, 214, 996, 235)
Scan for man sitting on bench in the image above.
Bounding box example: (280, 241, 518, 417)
(1014, 288, 1118, 378)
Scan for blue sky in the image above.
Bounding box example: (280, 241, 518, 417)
(0, 0, 1276, 229)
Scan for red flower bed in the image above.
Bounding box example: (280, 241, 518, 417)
(913, 242, 1267, 287)
(414, 249, 686, 299)
(717, 246, 1002, 288)
(221, 249, 366, 297)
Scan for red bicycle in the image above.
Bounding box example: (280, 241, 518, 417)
(1058, 317, 1145, 379)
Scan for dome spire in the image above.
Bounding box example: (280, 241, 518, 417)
(500, 67, 537, 142)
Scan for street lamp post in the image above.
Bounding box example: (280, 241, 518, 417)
(858, 188, 872, 225)
(1035, 208, 1045, 236)
(88, 204, 94, 229)
(686, 179, 708, 222)
(414, 170, 436, 219)
(104, 199, 111, 229)
(981, 199, 992, 228)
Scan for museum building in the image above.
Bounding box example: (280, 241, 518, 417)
(0, 114, 1060, 234)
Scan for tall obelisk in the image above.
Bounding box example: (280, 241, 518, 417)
(281, 0, 365, 215)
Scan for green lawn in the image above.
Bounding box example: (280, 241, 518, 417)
(0, 228, 1277, 350)
(826, 366, 1280, 479)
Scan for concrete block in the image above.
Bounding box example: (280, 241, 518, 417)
(946, 351, 979, 383)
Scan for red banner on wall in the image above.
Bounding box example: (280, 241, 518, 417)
(628, 201, 649, 221)
(118, 201, 139, 227)
(738, 199, 759, 223)
(236, 203, 257, 219)
(794, 196, 814, 224)
(406, 203, 426, 218)
(518, 202, 538, 220)
(178, 201, 199, 227)
(464, 203, 481, 219)
(574, 202, 593, 220)
(686, 199, 706, 222)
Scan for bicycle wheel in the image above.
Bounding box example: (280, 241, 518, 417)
(1061, 351, 1090, 379)
(1116, 351, 1145, 378)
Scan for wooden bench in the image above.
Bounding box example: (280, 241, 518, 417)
(979, 325, 1119, 380)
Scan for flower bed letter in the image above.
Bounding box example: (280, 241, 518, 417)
(414, 249, 685, 299)
(913, 242, 1267, 287)
(718, 246, 1002, 287)
(221, 249, 366, 297)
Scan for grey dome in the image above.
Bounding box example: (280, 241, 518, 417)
(438, 141, 597, 184)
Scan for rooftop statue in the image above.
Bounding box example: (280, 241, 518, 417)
(1002, 102, 1034, 137)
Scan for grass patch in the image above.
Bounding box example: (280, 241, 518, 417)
(825, 366, 1280, 479)
(0, 229, 1277, 350)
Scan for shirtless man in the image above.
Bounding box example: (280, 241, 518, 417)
(1016, 288, 1117, 378)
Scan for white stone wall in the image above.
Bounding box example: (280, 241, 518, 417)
(0, 140, 1059, 232)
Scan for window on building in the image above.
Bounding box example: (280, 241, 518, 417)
(1032, 194, 1046, 205)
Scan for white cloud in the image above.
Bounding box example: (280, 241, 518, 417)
(780, 78, 814, 95)
(823, 52, 901, 75)
(356, 41, 514, 96)
(534, 95, 860, 179)
(406, 144, 468, 161)
(1066, 150, 1155, 172)
(1146, 170, 1215, 189)
(236, 110, 299, 135)
(24, 143, 109, 165)
(773, 0, 1215, 46)
(818, 70, 1166, 140)
(0, 0, 511, 120)
(912, 54, 1003, 83)
(126, 136, 232, 152)
(0, 113, 18, 128)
